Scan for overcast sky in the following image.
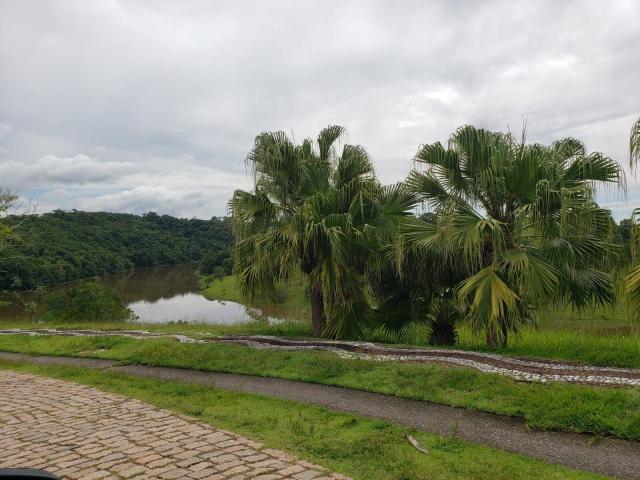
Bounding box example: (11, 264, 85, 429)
(1, 0, 639, 219)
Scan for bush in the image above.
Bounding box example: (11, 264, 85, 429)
(200, 247, 232, 276)
(43, 282, 135, 322)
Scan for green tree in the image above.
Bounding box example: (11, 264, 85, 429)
(230, 126, 416, 338)
(403, 125, 622, 347)
(44, 282, 134, 322)
(0, 189, 18, 256)
(0, 210, 233, 290)
(625, 117, 640, 312)
(368, 236, 465, 345)
(200, 246, 232, 276)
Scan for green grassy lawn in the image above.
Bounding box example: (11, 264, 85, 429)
(198, 275, 640, 368)
(0, 360, 609, 480)
(3, 316, 637, 370)
(201, 273, 309, 308)
(1, 334, 639, 441)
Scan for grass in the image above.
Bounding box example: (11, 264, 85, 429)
(1, 333, 639, 441)
(201, 273, 309, 308)
(5, 274, 638, 368)
(1, 305, 639, 370)
(0, 360, 610, 480)
(198, 274, 640, 368)
(200, 274, 244, 302)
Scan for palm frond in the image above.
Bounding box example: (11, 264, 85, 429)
(457, 266, 520, 337)
(318, 125, 345, 163)
(625, 263, 640, 311)
(630, 117, 640, 169)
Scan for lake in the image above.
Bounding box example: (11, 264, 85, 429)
(1, 264, 309, 325)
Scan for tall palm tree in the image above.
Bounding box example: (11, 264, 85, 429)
(403, 125, 622, 347)
(230, 126, 415, 338)
(625, 117, 640, 312)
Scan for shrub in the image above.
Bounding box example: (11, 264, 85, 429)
(43, 282, 135, 322)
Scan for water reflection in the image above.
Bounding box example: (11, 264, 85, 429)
(130, 295, 255, 324)
(0, 264, 308, 325)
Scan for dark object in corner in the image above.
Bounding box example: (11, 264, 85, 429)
(0, 469, 60, 479)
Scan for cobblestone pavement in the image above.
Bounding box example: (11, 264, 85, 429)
(0, 370, 350, 480)
(2, 328, 639, 387)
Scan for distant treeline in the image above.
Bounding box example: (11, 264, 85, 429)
(0, 210, 233, 290)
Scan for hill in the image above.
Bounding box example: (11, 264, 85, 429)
(0, 210, 233, 289)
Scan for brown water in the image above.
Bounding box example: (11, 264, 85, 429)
(0, 264, 308, 325)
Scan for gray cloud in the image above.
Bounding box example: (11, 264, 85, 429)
(0, 154, 134, 187)
(1, 0, 639, 218)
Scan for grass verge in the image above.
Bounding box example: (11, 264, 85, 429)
(0, 360, 609, 480)
(2, 315, 639, 369)
(1, 334, 639, 441)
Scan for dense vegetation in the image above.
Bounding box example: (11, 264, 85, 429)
(626, 116, 640, 311)
(43, 282, 134, 323)
(232, 124, 640, 346)
(400, 127, 622, 346)
(0, 210, 233, 290)
(199, 247, 233, 278)
(231, 126, 415, 337)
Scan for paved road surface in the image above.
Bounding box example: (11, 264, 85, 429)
(0, 370, 349, 480)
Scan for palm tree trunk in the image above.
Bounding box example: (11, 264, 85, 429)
(310, 284, 325, 337)
(501, 323, 508, 347)
(486, 323, 508, 348)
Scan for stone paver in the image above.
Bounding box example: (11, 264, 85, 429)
(0, 371, 349, 480)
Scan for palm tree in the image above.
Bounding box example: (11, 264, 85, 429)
(630, 117, 640, 167)
(230, 126, 416, 338)
(368, 236, 465, 345)
(403, 125, 622, 347)
(625, 117, 640, 312)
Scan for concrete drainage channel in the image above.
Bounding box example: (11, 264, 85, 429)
(0, 350, 639, 479)
(1, 328, 640, 387)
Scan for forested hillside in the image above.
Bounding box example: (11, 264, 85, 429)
(0, 210, 233, 289)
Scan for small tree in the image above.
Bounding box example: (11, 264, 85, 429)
(368, 232, 465, 345)
(44, 282, 134, 323)
(10, 277, 47, 322)
(200, 247, 233, 277)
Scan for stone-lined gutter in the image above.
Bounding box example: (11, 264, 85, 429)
(1, 328, 639, 387)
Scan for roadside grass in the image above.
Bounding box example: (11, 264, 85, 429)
(2, 313, 638, 369)
(0, 360, 609, 480)
(455, 327, 640, 368)
(1, 334, 639, 441)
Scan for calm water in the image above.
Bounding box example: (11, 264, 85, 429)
(1, 264, 308, 325)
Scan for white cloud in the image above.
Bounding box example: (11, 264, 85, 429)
(78, 185, 233, 219)
(0, 0, 639, 218)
